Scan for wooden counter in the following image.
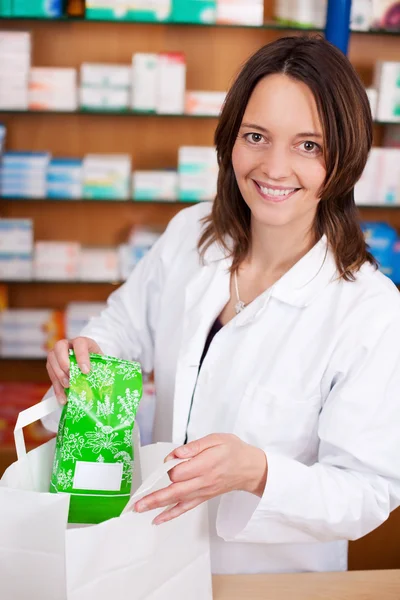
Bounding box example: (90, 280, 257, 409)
(212, 569, 400, 599)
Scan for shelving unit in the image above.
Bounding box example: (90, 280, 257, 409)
(1, 1, 400, 572)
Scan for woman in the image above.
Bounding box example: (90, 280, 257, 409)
(46, 36, 400, 574)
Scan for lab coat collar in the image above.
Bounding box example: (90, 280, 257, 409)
(203, 234, 338, 311)
(269, 235, 338, 308)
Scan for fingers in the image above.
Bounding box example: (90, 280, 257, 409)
(135, 477, 204, 513)
(46, 360, 67, 405)
(72, 337, 92, 374)
(173, 434, 223, 459)
(52, 339, 71, 380)
(168, 454, 209, 484)
(153, 499, 202, 526)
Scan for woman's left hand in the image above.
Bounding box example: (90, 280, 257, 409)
(134, 433, 268, 525)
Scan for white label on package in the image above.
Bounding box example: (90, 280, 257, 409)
(73, 460, 123, 491)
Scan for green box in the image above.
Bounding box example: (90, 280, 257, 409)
(0, 0, 13, 16)
(171, 0, 216, 23)
(12, 0, 63, 17)
(50, 351, 143, 524)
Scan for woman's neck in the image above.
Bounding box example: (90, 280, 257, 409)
(244, 219, 316, 279)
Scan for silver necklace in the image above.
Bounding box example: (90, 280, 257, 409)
(234, 270, 246, 314)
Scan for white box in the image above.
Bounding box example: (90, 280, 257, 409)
(0, 219, 33, 254)
(185, 90, 226, 115)
(354, 147, 381, 205)
(0, 342, 48, 358)
(132, 53, 159, 112)
(133, 170, 178, 201)
(366, 88, 378, 120)
(79, 247, 119, 282)
(376, 148, 400, 205)
(0, 255, 33, 280)
(65, 301, 107, 339)
(80, 63, 131, 88)
(80, 87, 130, 110)
(217, 0, 264, 25)
(0, 309, 55, 328)
(156, 53, 186, 115)
(351, 0, 373, 31)
(374, 62, 400, 123)
(34, 242, 81, 280)
(0, 32, 31, 54)
(178, 146, 218, 201)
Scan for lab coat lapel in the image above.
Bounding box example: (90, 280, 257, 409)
(172, 253, 231, 444)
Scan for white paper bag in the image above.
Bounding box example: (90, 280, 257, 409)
(0, 398, 212, 600)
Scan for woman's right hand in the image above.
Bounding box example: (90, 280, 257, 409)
(46, 336, 103, 405)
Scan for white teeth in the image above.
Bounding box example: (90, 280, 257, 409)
(259, 185, 295, 197)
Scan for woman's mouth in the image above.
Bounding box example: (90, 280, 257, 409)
(253, 180, 301, 203)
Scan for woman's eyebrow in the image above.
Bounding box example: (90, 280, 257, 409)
(241, 123, 323, 139)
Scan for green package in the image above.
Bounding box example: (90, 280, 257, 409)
(50, 350, 142, 524)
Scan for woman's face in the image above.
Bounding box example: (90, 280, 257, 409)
(232, 73, 326, 233)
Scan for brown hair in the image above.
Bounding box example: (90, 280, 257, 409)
(198, 35, 377, 280)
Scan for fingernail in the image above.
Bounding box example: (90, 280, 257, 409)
(180, 446, 190, 455)
(58, 396, 66, 405)
(81, 363, 90, 374)
(137, 502, 147, 512)
(62, 378, 69, 388)
(153, 518, 164, 526)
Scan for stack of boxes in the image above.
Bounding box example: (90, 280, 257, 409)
(0, 151, 50, 198)
(34, 241, 81, 281)
(29, 67, 78, 111)
(46, 158, 83, 199)
(0, 309, 64, 357)
(0, 218, 33, 280)
(80, 63, 131, 111)
(82, 154, 131, 199)
(178, 146, 218, 201)
(0, 31, 30, 110)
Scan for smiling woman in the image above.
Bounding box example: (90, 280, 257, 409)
(199, 35, 376, 280)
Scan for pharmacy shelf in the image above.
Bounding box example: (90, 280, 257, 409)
(0, 200, 398, 207)
(0, 198, 199, 205)
(1, 16, 400, 36)
(1, 15, 400, 36)
(0, 109, 398, 125)
(0, 16, 319, 31)
(0, 109, 220, 118)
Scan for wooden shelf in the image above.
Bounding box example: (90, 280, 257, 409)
(0, 109, 220, 118)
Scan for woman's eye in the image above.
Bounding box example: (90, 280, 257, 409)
(245, 133, 264, 144)
(299, 141, 322, 155)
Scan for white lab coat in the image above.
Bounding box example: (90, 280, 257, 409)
(56, 203, 400, 574)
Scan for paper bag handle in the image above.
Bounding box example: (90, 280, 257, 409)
(14, 396, 60, 460)
(122, 456, 188, 514)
